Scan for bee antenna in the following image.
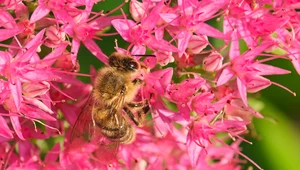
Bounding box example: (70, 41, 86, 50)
(132, 54, 156, 57)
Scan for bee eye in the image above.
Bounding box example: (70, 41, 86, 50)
(128, 61, 138, 70)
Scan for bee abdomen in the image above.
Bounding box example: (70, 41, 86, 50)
(100, 123, 135, 144)
(93, 106, 136, 144)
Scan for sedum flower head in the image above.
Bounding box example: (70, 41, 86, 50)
(0, 0, 298, 170)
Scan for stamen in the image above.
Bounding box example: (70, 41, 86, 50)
(210, 111, 224, 125)
(53, 69, 91, 77)
(271, 81, 296, 96)
(13, 35, 22, 48)
(0, 43, 21, 49)
(0, 113, 21, 117)
(2, 141, 17, 170)
(115, 39, 119, 49)
(88, 0, 128, 22)
(49, 82, 77, 101)
(214, 137, 263, 170)
(32, 119, 62, 135)
(257, 55, 289, 63)
(288, 21, 295, 42)
(95, 32, 119, 37)
(230, 133, 253, 145)
(31, 97, 66, 105)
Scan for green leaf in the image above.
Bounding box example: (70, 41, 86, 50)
(245, 99, 300, 170)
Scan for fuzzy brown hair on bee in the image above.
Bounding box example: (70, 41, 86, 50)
(71, 52, 150, 147)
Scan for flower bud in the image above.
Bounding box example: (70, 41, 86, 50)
(187, 35, 208, 54)
(17, 19, 35, 38)
(23, 81, 50, 98)
(130, 0, 145, 22)
(54, 52, 80, 72)
(45, 26, 66, 48)
(155, 51, 174, 66)
(246, 75, 271, 93)
(203, 52, 223, 72)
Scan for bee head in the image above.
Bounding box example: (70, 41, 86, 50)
(109, 53, 140, 72)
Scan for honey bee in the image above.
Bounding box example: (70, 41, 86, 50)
(70, 52, 150, 161)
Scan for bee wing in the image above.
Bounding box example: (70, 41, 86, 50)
(70, 93, 99, 145)
(93, 92, 127, 164)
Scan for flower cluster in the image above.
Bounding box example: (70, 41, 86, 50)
(0, 0, 298, 169)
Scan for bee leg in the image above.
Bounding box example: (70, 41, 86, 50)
(127, 101, 145, 108)
(123, 107, 141, 126)
(123, 102, 150, 127)
(132, 78, 142, 85)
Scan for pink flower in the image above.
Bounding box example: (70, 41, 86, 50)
(217, 41, 290, 106)
(0, 1, 298, 170)
(112, 1, 178, 56)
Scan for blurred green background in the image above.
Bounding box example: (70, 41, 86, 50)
(78, 1, 300, 170)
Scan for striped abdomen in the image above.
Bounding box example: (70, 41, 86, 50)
(92, 107, 135, 144)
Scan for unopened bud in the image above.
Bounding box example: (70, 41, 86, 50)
(187, 35, 208, 54)
(23, 81, 50, 98)
(246, 76, 271, 93)
(45, 26, 66, 48)
(203, 52, 223, 72)
(130, 0, 145, 22)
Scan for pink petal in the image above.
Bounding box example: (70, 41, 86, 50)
(44, 143, 60, 162)
(238, 21, 257, 48)
(237, 77, 248, 106)
(15, 29, 45, 61)
(143, 1, 164, 29)
(9, 79, 22, 112)
(252, 63, 290, 75)
(177, 31, 192, 56)
(25, 28, 46, 49)
(159, 13, 180, 26)
(11, 116, 25, 140)
(22, 106, 56, 121)
(0, 28, 23, 41)
(289, 48, 300, 74)
(81, 0, 93, 21)
(43, 42, 69, 66)
(60, 104, 79, 125)
(30, 4, 50, 23)
(150, 68, 173, 89)
(0, 116, 13, 139)
(152, 111, 169, 137)
(0, 10, 18, 28)
(216, 67, 234, 86)
(196, 0, 226, 21)
(148, 36, 178, 52)
(83, 39, 108, 64)
(155, 27, 164, 40)
(89, 15, 123, 29)
(22, 69, 59, 81)
(130, 0, 145, 22)
(243, 41, 273, 60)
(142, 56, 157, 69)
(196, 23, 226, 39)
(186, 132, 204, 168)
(177, 105, 191, 120)
(229, 29, 240, 60)
(71, 39, 80, 65)
(15, 44, 39, 62)
(131, 45, 146, 55)
(111, 19, 136, 42)
(23, 97, 54, 114)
